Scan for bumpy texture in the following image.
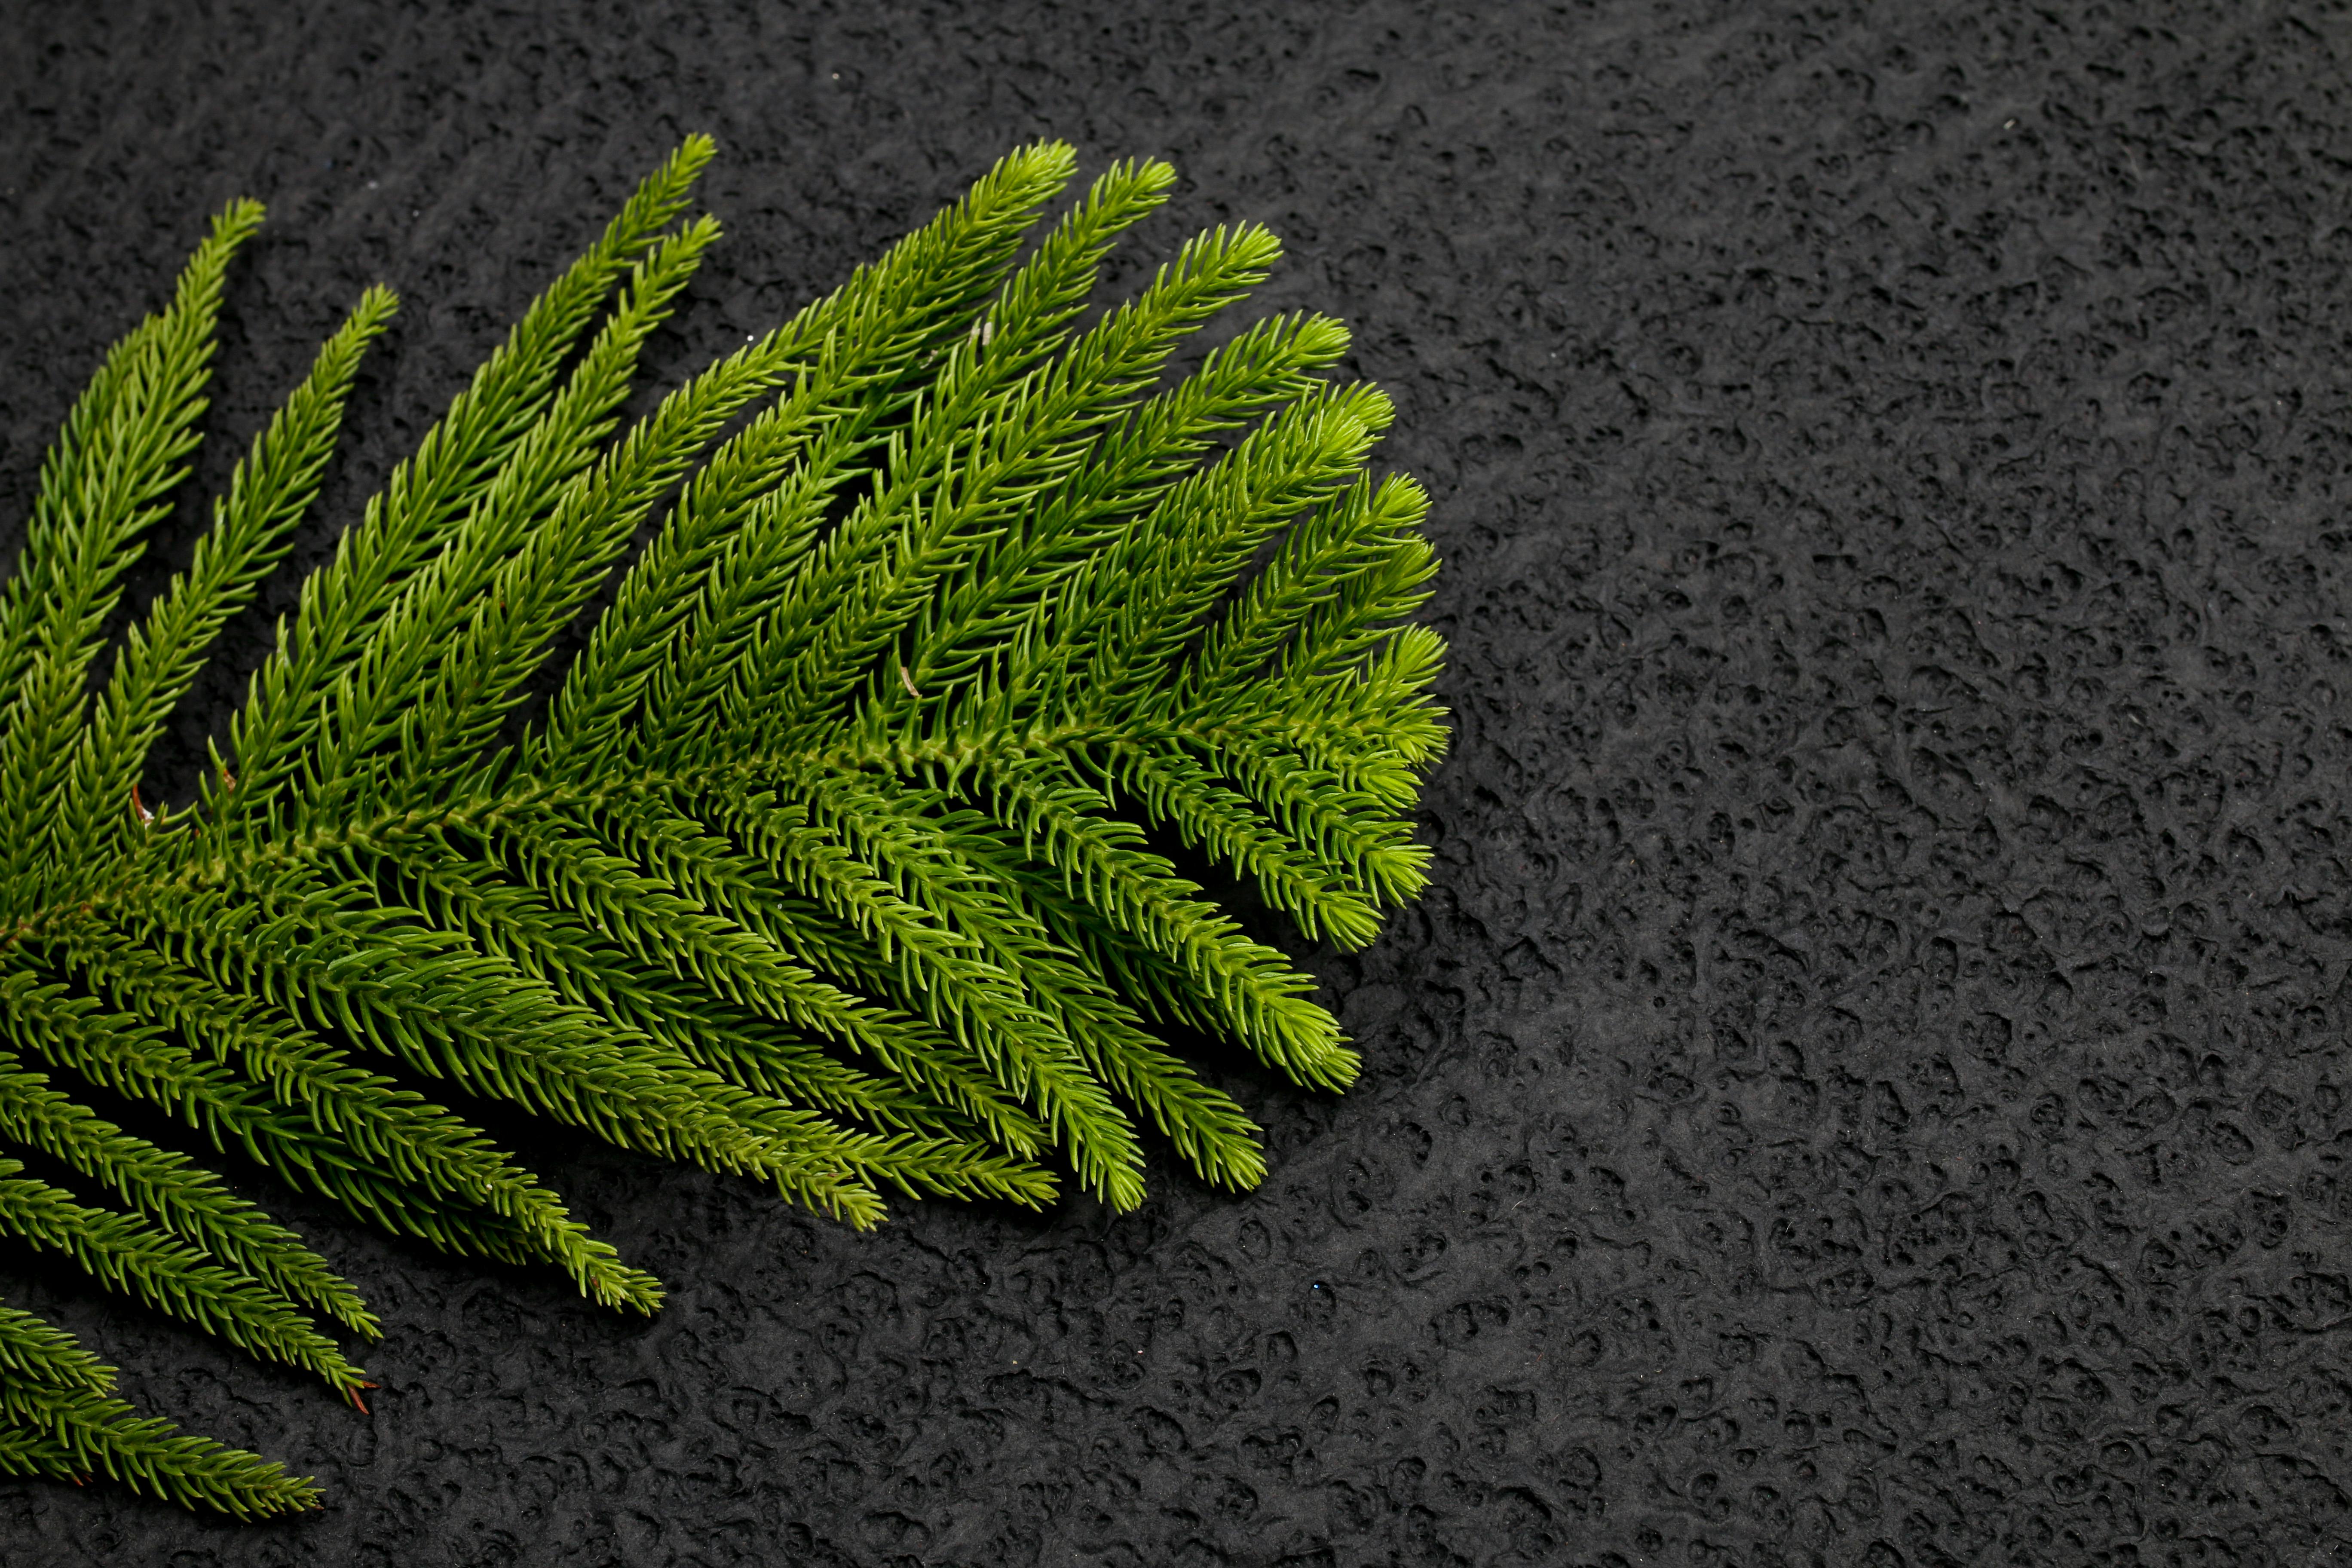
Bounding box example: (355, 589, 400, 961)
(3, 0, 2350, 1562)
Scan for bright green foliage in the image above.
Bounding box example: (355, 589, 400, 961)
(0, 137, 1444, 1516)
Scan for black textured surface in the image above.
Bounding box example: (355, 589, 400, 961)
(4, 1, 2352, 1562)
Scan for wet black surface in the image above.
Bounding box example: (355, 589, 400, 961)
(5, 1, 2352, 1562)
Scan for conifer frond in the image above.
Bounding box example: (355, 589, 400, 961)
(0, 137, 1444, 1515)
(0, 1044, 372, 1335)
(0, 1302, 318, 1516)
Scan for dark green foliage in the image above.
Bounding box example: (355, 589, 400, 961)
(0, 138, 1444, 1515)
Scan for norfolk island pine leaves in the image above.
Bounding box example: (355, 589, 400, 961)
(0, 135, 1446, 1516)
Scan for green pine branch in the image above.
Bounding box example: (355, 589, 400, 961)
(0, 135, 1445, 1516)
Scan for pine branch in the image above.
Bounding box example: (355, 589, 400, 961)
(888, 310, 1353, 714)
(0, 202, 265, 891)
(11, 951, 658, 1311)
(0, 1161, 364, 1396)
(978, 755, 1359, 1089)
(713, 160, 1186, 755)
(0, 135, 1443, 1514)
(0, 1302, 317, 1517)
(295, 217, 727, 816)
(537, 141, 1080, 779)
(48, 285, 398, 874)
(201, 139, 717, 840)
(576, 792, 1056, 1154)
(858, 779, 1269, 1188)
(0, 1043, 373, 1335)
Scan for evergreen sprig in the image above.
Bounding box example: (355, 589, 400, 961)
(0, 137, 1444, 1516)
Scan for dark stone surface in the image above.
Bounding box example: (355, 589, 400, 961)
(4, 0, 2352, 1562)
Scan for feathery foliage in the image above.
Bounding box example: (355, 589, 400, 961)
(0, 137, 1444, 1515)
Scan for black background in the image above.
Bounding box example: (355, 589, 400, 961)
(3, 2, 2351, 1563)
